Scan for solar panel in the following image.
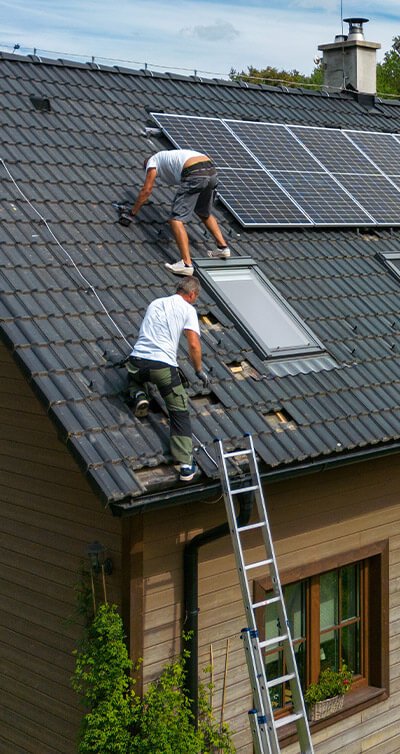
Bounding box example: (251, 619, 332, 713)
(225, 120, 320, 172)
(290, 126, 377, 175)
(273, 171, 373, 225)
(151, 113, 255, 169)
(151, 112, 400, 228)
(333, 174, 400, 224)
(217, 169, 312, 226)
(344, 130, 400, 176)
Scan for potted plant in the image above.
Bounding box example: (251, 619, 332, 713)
(304, 663, 353, 722)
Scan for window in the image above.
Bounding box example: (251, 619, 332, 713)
(378, 251, 400, 280)
(254, 542, 388, 732)
(195, 258, 324, 360)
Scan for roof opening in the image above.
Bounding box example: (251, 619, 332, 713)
(264, 408, 296, 430)
(30, 95, 51, 113)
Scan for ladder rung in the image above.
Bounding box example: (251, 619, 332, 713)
(223, 448, 252, 458)
(244, 558, 273, 570)
(259, 634, 288, 649)
(252, 596, 280, 609)
(274, 712, 304, 729)
(231, 484, 259, 495)
(238, 521, 265, 533)
(267, 673, 295, 689)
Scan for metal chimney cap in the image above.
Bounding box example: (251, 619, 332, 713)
(343, 17, 369, 41)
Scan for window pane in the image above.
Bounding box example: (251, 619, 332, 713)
(320, 571, 339, 630)
(294, 640, 306, 691)
(341, 564, 359, 621)
(207, 268, 313, 352)
(320, 629, 339, 671)
(265, 591, 279, 641)
(285, 582, 305, 641)
(342, 622, 360, 674)
(266, 650, 283, 708)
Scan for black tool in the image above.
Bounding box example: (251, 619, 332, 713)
(113, 202, 132, 227)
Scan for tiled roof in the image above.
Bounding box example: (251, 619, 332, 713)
(2, 51, 400, 510)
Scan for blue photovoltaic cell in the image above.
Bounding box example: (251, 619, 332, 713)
(290, 126, 377, 175)
(344, 130, 400, 176)
(333, 174, 400, 224)
(273, 171, 373, 225)
(151, 113, 254, 169)
(225, 120, 320, 172)
(217, 169, 311, 226)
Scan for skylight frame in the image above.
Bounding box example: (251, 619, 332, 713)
(195, 257, 325, 360)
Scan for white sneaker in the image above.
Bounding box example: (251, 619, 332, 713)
(207, 245, 230, 259)
(165, 259, 194, 276)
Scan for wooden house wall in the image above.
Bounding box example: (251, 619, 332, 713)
(0, 343, 122, 754)
(142, 453, 400, 753)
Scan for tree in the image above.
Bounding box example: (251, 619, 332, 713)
(376, 36, 400, 96)
(229, 64, 323, 90)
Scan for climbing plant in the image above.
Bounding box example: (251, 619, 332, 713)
(71, 569, 235, 753)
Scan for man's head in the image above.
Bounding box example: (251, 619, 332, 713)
(176, 276, 201, 304)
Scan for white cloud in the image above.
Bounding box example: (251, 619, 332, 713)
(181, 19, 240, 42)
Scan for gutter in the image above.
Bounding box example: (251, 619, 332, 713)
(183, 491, 253, 722)
(111, 440, 400, 516)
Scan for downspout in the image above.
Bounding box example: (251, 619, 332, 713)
(183, 491, 253, 721)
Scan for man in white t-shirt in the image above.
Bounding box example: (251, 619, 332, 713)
(129, 149, 230, 276)
(126, 277, 208, 482)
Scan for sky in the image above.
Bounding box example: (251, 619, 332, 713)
(1, 0, 400, 80)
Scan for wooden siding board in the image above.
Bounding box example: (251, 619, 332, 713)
(0, 343, 122, 753)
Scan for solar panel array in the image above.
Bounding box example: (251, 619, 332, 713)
(151, 112, 400, 228)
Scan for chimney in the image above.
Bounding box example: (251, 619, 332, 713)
(318, 18, 381, 94)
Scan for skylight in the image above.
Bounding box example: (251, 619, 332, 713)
(195, 258, 323, 360)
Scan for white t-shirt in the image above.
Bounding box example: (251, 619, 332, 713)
(130, 294, 200, 367)
(146, 149, 206, 185)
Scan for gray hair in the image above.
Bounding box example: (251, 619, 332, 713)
(176, 277, 201, 296)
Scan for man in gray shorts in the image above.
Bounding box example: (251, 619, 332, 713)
(130, 149, 230, 276)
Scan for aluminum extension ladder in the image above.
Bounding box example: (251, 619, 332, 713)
(215, 434, 314, 754)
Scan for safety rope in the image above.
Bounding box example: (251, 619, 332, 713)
(0, 158, 133, 350)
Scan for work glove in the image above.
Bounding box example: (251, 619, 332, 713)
(195, 369, 209, 388)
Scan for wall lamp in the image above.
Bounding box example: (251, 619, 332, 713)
(85, 540, 113, 575)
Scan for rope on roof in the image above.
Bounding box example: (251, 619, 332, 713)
(0, 158, 133, 351)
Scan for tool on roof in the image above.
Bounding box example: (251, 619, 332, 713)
(215, 434, 314, 754)
(113, 202, 132, 226)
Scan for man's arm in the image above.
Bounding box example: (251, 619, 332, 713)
(185, 329, 202, 372)
(185, 329, 209, 386)
(131, 168, 157, 215)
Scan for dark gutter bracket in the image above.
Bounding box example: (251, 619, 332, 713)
(183, 491, 253, 722)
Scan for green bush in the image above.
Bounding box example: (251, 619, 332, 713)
(71, 585, 235, 753)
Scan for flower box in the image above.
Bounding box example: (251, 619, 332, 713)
(308, 693, 344, 721)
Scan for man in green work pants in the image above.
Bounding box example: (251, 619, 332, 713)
(126, 277, 209, 482)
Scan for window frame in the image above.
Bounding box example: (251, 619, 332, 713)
(195, 257, 325, 360)
(253, 541, 389, 741)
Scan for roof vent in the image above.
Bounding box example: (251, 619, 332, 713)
(343, 17, 368, 41)
(30, 94, 51, 113)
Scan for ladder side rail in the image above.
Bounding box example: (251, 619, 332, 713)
(215, 440, 260, 633)
(246, 436, 314, 753)
(242, 629, 278, 754)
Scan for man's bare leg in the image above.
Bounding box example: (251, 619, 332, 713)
(169, 219, 192, 265)
(199, 214, 227, 247)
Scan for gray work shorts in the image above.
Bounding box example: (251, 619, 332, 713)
(170, 162, 218, 222)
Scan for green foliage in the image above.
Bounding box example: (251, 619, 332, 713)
(131, 652, 235, 753)
(376, 36, 400, 96)
(71, 578, 235, 754)
(304, 663, 353, 706)
(71, 603, 133, 753)
(229, 64, 323, 90)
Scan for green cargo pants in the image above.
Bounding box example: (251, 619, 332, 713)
(126, 356, 193, 466)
